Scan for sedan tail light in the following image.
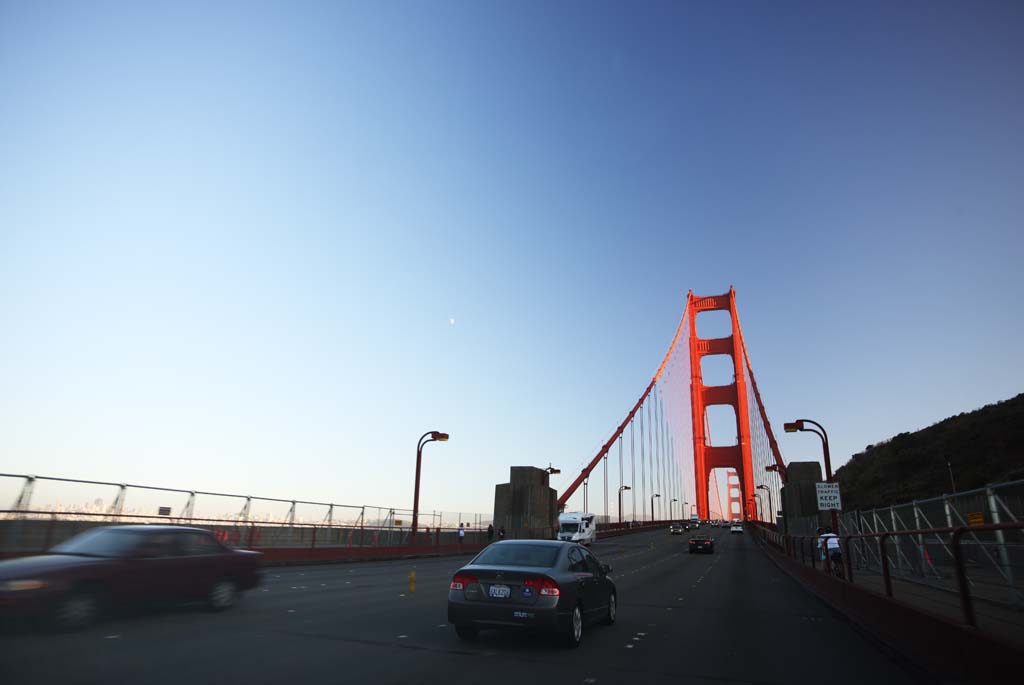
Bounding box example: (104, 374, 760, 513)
(523, 577, 561, 596)
(450, 573, 478, 591)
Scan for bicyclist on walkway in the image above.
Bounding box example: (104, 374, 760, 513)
(820, 526, 843, 576)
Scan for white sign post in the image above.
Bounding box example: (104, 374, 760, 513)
(816, 483, 842, 511)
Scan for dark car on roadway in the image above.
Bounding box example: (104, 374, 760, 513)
(688, 535, 714, 554)
(0, 525, 262, 630)
(447, 539, 616, 648)
(669, 522, 685, 535)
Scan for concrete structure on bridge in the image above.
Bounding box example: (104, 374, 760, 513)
(492, 466, 558, 539)
(780, 461, 825, 534)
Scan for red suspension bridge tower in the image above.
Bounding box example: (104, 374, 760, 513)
(557, 287, 786, 524)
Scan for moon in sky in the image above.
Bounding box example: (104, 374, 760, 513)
(449, 318, 456, 326)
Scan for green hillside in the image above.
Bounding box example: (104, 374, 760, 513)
(834, 393, 1024, 510)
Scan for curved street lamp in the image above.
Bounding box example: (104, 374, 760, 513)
(784, 418, 836, 532)
(671, 498, 679, 521)
(412, 430, 449, 545)
(618, 485, 631, 524)
(756, 484, 773, 524)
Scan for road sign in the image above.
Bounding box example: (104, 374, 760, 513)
(394, 519, 403, 526)
(815, 483, 842, 511)
(158, 506, 171, 516)
(967, 511, 984, 527)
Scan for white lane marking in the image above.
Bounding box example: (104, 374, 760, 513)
(632, 637, 640, 641)
(397, 635, 408, 639)
(666, 608, 673, 611)
(437, 624, 447, 628)
(584, 679, 597, 684)
(637, 632, 647, 636)
(104, 635, 120, 639)
(625, 644, 634, 649)
(287, 609, 296, 613)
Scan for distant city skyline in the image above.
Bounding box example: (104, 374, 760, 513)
(2, 2, 1022, 516)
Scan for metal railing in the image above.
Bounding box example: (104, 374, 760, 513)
(0, 509, 494, 557)
(754, 522, 1024, 645)
(787, 479, 1024, 610)
(0, 472, 490, 531)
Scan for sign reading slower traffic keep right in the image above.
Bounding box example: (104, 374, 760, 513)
(815, 483, 842, 511)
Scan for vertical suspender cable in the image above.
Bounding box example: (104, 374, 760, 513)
(603, 450, 608, 523)
(639, 402, 646, 521)
(647, 399, 653, 521)
(657, 386, 664, 520)
(651, 384, 659, 518)
(618, 435, 623, 523)
(630, 419, 636, 523)
(660, 389, 667, 519)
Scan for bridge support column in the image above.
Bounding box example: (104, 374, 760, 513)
(687, 288, 756, 521)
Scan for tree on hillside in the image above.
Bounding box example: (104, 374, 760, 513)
(834, 394, 1024, 510)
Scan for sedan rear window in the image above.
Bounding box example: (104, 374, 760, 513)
(473, 544, 560, 568)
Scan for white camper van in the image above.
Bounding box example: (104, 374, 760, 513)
(557, 512, 597, 545)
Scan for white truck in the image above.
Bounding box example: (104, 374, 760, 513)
(557, 511, 597, 545)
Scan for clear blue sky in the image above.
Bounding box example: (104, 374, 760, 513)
(2, 2, 1022, 518)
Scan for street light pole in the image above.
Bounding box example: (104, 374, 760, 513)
(784, 418, 837, 534)
(618, 485, 631, 524)
(757, 484, 773, 525)
(412, 430, 449, 545)
(671, 498, 678, 520)
(651, 493, 660, 523)
(946, 457, 957, 493)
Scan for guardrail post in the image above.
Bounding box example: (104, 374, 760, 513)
(889, 506, 900, 573)
(311, 525, 317, 549)
(843, 537, 853, 583)
(42, 513, 56, 551)
(12, 476, 36, 515)
(986, 486, 1019, 607)
(880, 534, 893, 597)
(951, 527, 975, 627)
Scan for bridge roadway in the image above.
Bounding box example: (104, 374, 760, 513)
(3, 528, 923, 684)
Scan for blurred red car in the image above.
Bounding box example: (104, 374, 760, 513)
(0, 525, 261, 630)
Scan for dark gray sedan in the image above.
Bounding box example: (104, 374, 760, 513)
(447, 539, 616, 648)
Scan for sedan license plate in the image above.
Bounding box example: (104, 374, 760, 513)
(488, 584, 511, 599)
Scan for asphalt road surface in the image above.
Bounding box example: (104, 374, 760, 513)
(2, 528, 923, 685)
